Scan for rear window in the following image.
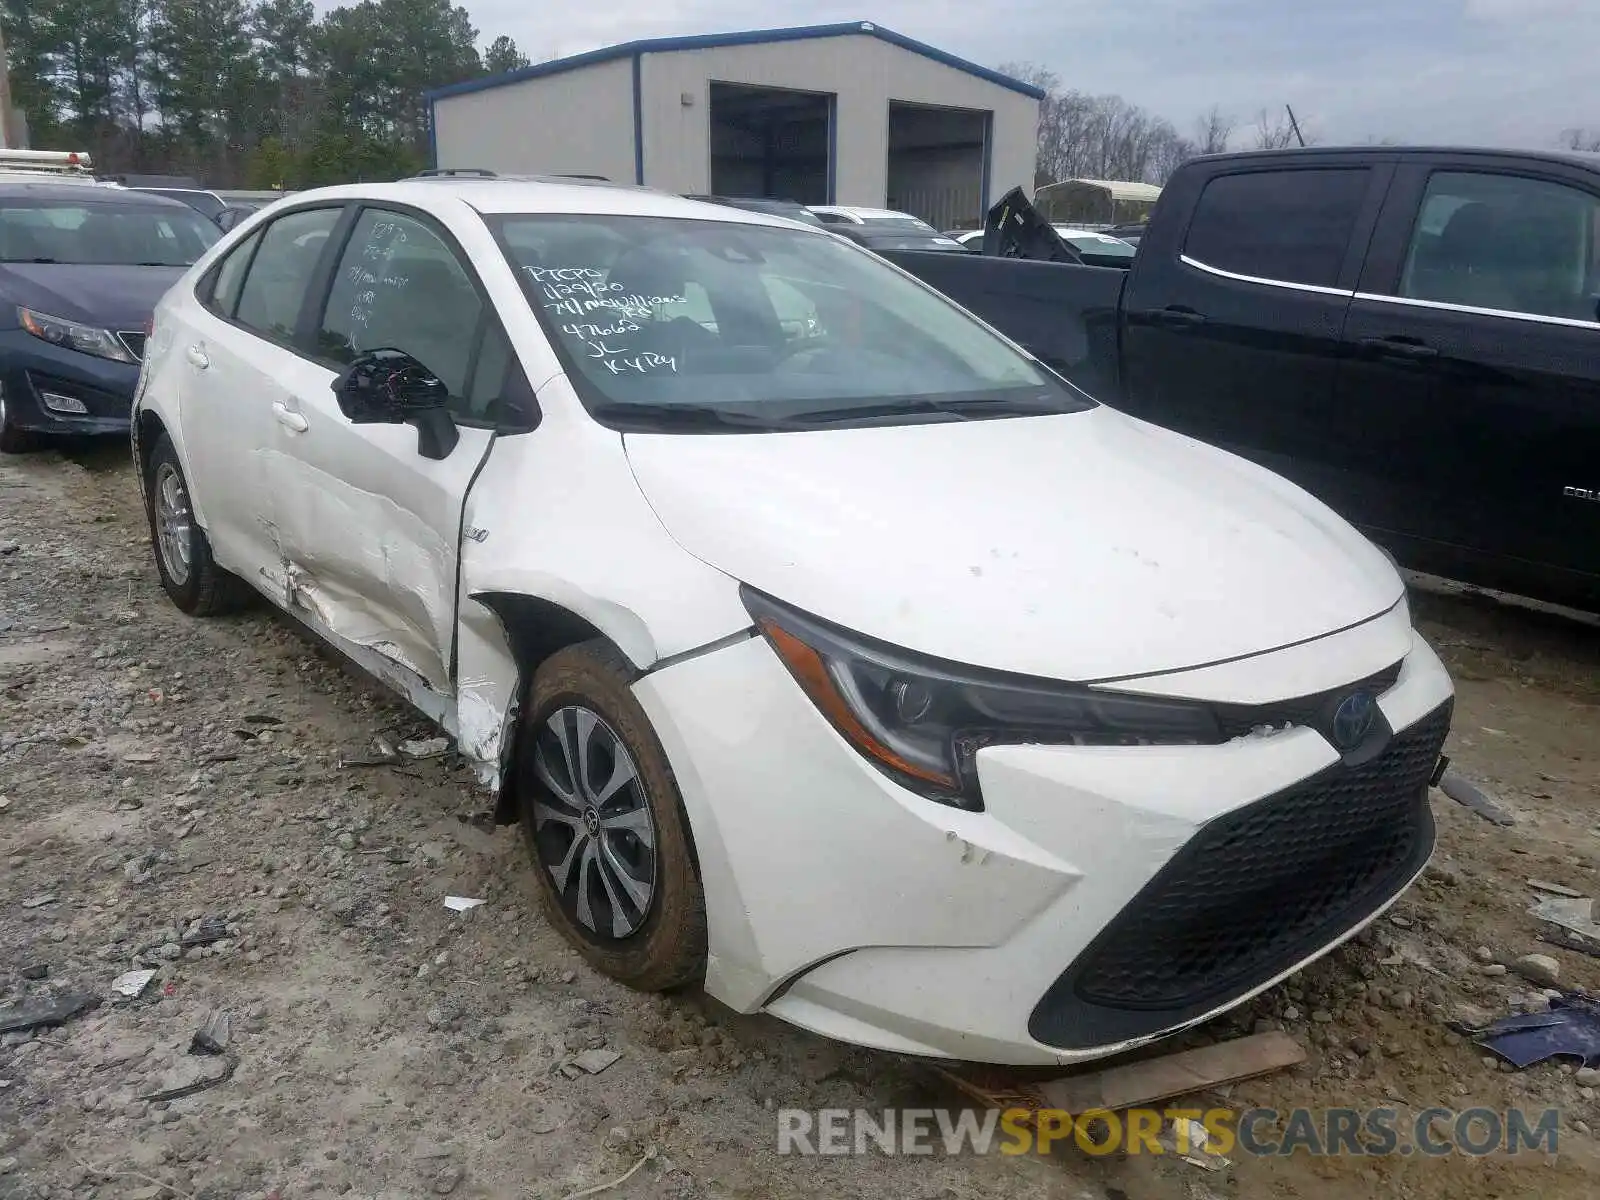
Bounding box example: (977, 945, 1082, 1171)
(0, 200, 220, 266)
(1183, 168, 1369, 288)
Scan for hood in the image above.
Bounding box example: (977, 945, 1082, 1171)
(623, 407, 1404, 683)
(0, 263, 185, 329)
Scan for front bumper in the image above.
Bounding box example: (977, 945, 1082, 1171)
(632, 608, 1455, 1066)
(0, 329, 140, 437)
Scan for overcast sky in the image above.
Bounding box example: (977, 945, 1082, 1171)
(406, 0, 1599, 150)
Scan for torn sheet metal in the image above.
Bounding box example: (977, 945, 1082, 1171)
(1471, 994, 1600, 1068)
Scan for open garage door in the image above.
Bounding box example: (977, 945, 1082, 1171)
(709, 83, 832, 205)
(887, 102, 988, 232)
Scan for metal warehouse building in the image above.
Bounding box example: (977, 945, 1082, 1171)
(426, 21, 1043, 231)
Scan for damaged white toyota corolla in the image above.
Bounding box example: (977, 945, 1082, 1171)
(131, 176, 1455, 1066)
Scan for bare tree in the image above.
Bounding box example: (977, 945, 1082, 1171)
(1252, 108, 1299, 149)
(1192, 105, 1234, 155)
(1001, 61, 1206, 185)
(1559, 127, 1600, 152)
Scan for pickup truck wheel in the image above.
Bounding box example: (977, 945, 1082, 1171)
(516, 640, 707, 992)
(143, 434, 253, 616)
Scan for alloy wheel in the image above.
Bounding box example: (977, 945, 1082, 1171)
(530, 705, 658, 939)
(153, 462, 193, 586)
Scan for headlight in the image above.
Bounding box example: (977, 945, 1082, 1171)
(19, 306, 135, 364)
(743, 587, 1221, 810)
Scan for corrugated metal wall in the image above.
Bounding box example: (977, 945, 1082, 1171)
(432, 57, 637, 183)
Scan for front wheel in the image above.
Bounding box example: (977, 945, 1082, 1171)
(516, 640, 707, 991)
(0, 387, 39, 453)
(143, 434, 253, 616)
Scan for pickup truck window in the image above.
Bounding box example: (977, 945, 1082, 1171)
(1398, 171, 1600, 324)
(1183, 168, 1368, 289)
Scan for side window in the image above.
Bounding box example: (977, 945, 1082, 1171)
(316, 208, 483, 398)
(234, 208, 341, 343)
(1399, 171, 1600, 323)
(205, 229, 261, 318)
(1183, 168, 1369, 288)
(463, 321, 513, 423)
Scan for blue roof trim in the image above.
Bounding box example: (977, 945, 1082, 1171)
(426, 21, 1047, 103)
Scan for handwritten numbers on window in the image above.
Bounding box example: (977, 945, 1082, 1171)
(524, 264, 683, 375)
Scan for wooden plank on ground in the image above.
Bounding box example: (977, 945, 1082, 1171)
(934, 1030, 1305, 1120)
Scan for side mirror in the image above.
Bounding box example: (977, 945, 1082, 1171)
(331, 348, 459, 460)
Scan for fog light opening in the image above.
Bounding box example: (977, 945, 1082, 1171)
(39, 391, 88, 415)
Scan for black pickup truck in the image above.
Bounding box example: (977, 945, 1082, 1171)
(889, 146, 1600, 613)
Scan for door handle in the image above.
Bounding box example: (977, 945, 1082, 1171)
(1357, 336, 1438, 362)
(1148, 306, 1208, 329)
(271, 401, 308, 433)
(185, 345, 209, 369)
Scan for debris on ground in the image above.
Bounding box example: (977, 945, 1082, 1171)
(1529, 879, 1587, 899)
(569, 1048, 623, 1076)
(560, 1147, 657, 1200)
(0, 991, 99, 1035)
(399, 735, 451, 759)
(18, 963, 48, 981)
(138, 1010, 239, 1102)
(1469, 994, 1600, 1068)
(1532, 895, 1600, 956)
(1162, 1116, 1231, 1172)
(339, 735, 401, 768)
(111, 969, 157, 999)
(1438, 769, 1517, 825)
(443, 896, 485, 913)
(181, 917, 230, 947)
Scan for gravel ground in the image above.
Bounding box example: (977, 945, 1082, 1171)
(2, 442, 1599, 1200)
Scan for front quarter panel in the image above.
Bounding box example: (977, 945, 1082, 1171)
(453, 375, 754, 775)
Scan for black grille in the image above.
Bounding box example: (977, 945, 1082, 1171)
(1029, 699, 1451, 1050)
(117, 331, 148, 361)
(1214, 660, 1403, 740)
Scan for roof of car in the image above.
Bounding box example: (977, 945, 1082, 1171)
(0, 180, 197, 208)
(267, 179, 815, 229)
(1191, 145, 1600, 171)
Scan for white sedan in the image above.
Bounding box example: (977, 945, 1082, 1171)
(132, 175, 1455, 1065)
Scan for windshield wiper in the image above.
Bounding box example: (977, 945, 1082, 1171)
(591, 402, 808, 432)
(791, 394, 1080, 424)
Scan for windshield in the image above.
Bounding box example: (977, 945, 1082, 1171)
(0, 201, 220, 265)
(1055, 228, 1137, 258)
(492, 214, 1091, 430)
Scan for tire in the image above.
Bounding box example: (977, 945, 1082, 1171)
(0, 386, 39, 453)
(516, 639, 707, 991)
(143, 433, 253, 616)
